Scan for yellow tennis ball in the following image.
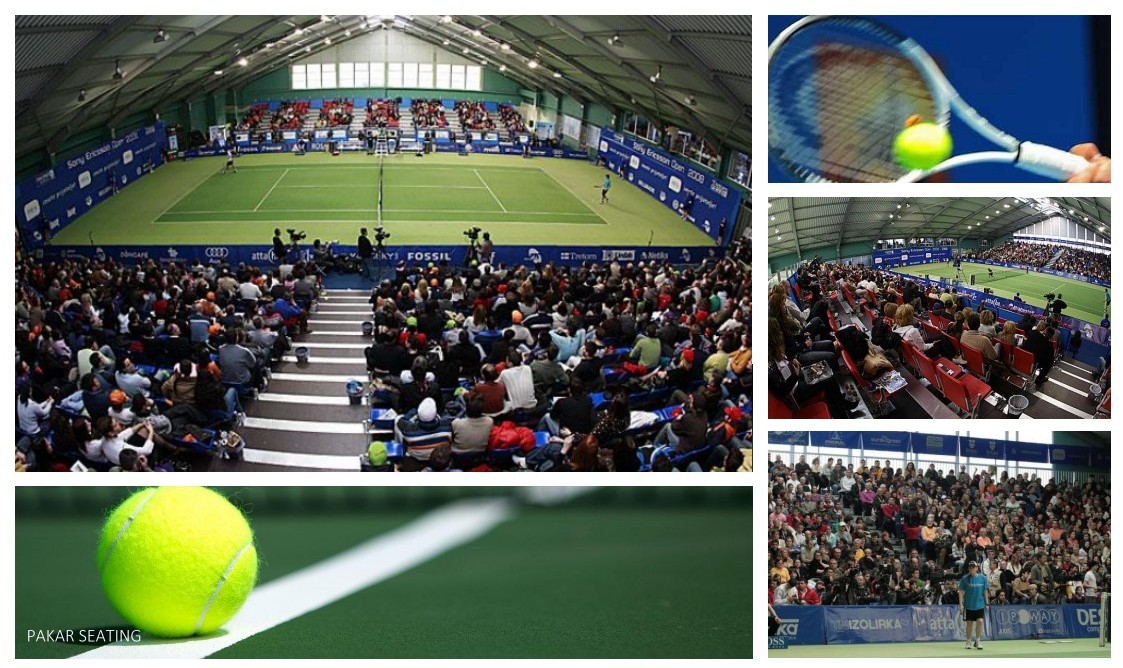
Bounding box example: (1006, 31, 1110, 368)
(893, 122, 953, 170)
(97, 487, 258, 638)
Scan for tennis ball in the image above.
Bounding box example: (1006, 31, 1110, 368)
(96, 487, 258, 638)
(893, 122, 953, 171)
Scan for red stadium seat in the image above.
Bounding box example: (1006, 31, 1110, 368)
(961, 344, 991, 382)
(1010, 347, 1036, 390)
(769, 391, 831, 419)
(941, 372, 991, 419)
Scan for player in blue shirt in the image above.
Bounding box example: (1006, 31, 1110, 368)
(959, 560, 989, 650)
(600, 174, 611, 204)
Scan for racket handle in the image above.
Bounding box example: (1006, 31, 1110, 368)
(1016, 142, 1090, 181)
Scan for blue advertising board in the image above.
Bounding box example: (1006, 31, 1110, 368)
(771, 606, 826, 646)
(989, 605, 1067, 640)
(910, 605, 965, 641)
(597, 128, 742, 243)
(1090, 447, 1109, 469)
(823, 606, 914, 644)
(873, 246, 952, 268)
(1063, 604, 1105, 639)
(1050, 445, 1091, 467)
(1006, 441, 1049, 464)
(861, 431, 910, 453)
(16, 122, 167, 249)
(810, 431, 861, 450)
(960, 437, 1006, 460)
(768, 431, 810, 446)
(911, 432, 958, 457)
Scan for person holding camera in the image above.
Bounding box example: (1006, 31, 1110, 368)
(1049, 292, 1067, 318)
(358, 228, 373, 279)
(272, 228, 287, 264)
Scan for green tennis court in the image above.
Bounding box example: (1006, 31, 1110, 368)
(772, 638, 1108, 658)
(46, 151, 715, 249)
(901, 261, 1108, 324)
(15, 487, 750, 659)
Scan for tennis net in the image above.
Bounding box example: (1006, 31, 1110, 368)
(975, 266, 1026, 283)
(377, 154, 385, 221)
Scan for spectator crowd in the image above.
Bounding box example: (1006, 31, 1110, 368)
(365, 98, 401, 129)
(317, 99, 354, 128)
(412, 99, 448, 128)
(455, 100, 495, 131)
(768, 454, 1111, 607)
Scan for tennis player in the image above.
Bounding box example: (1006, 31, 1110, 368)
(959, 560, 989, 650)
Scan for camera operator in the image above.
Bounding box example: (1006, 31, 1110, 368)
(272, 228, 287, 263)
(358, 228, 373, 278)
(373, 226, 391, 254)
(847, 571, 878, 605)
(1049, 292, 1067, 318)
(479, 231, 493, 264)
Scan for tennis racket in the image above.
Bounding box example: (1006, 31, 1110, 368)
(768, 16, 1091, 183)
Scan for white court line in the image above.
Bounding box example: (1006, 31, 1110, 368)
(240, 447, 358, 470)
(256, 393, 353, 406)
(241, 416, 365, 434)
(271, 372, 365, 383)
(538, 167, 606, 219)
(473, 169, 507, 213)
(253, 169, 290, 212)
(278, 184, 484, 190)
(1031, 390, 1094, 419)
(76, 499, 515, 659)
(281, 355, 364, 365)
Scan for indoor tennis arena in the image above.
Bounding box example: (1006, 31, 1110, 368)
(767, 197, 1110, 420)
(14, 15, 751, 472)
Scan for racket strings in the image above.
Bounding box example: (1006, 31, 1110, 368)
(770, 27, 941, 182)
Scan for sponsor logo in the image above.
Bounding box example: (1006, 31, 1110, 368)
(994, 608, 1061, 626)
(709, 180, 729, 198)
(121, 175, 128, 185)
(78, 171, 92, 188)
(658, 191, 666, 202)
(830, 617, 903, 631)
(406, 251, 452, 262)
(250, 251, 276, 263)
(640, 250, 669, 261)
(85, 196, 93, 207)
(775, 619, 800, 636)
(768, 636, 790, 649)
(1076, 609, 1101, 628)
(205, 247, 230, 259)
(66, 208, 77, 219)
(680, 248, 692, 262)
(48, 219, 61, 230)
(166, 248, 178, 259)
(118, 250, 150, 260)
(35, 169, 56, 187)
(32, 231, 42, 241)
(122, 149, 134, 164)
(629, 155, 640, 169)
(526, 248, 543, 264)
(924, 617, 959, 632)
(23, 200, 41, 222)
(602, 249, 635, 262)
(668, 175, 682, 193)
(686, 168, 706, 185)
(702, 219, 711, 233)
(559, 251, 598, 262)
(627, 172, 635, 182)
(136, 167, 142, 176)
(874, 257, 883, 264)
(482, 146, 501, 154)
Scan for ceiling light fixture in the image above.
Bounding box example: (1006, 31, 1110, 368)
(214, 69, 223, 76)
(649, 65, 662, 83)
(153, 28, 167, 44)
(528, 57, 539, 69)
(473, 28, 482, 37)
(500, 42, 511, 51)
(441, 15, 453, 24)
(237, 57, 249, 67)
(554, 71, 563, 79)
(294, 27, 304, 36)
(113, 60, 124, 82)
(607, 33, 622, 47)
(499, 64, 507, 72)
(77, 89, 87, 102)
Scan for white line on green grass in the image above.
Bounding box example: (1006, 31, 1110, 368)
(75, 498, 517, 659)
(537, 168, 605, 220)
(253, 169, 290, 212)
(160, 209, 598, 217)
(276, 184, 485, 190)
(473, 169, 508, 212)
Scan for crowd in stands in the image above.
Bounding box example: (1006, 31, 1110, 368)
(14, 254, 322, 472)
(1053, 247, 1110, 283)
(269, 101, 309, 130)
(237, 103, 269, 131)
(317, 99, 354, 128)
(497, 103, 527, 136)
(455, 100, 495, 131)
(365, 98, 401, 129)
(977, 241, 1057, 269)
(768, 454, 1110, 607)
(364, 253, 752, 472)
(769, 257, 1102, 418)
(412, 99, 448, 128)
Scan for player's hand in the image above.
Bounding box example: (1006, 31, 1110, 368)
(1066, 143, 1111, 183)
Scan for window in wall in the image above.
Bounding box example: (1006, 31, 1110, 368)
(727, 150, 750, 188)
(418, 63, 433, 88)
(387, 62, 403, 87)
(466, 65, 481, 91)
(354, 62, 369, 87)
(435, 64, 451, 89)
(450, 65, 466, 90)
(339, 62, 354, 88)
(370, 62, 385, 87)
(402, 62, 418, 88)
(321, 63, 336, 88)
(306, 63, 322, 89)
(291, 64, 307, 90)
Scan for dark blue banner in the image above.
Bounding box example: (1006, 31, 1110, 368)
(873, 246, 952, 268)
(43, 242, 722, 270)
(911, 605, 965, 641)
(861, 431, 910, 453)
(16, 123, 167, 249)
(1050, 445, 1091, 467)
(768, 431, 810, 446)
(809, 432, 861, 450)
(823, 606, 914, 644)
(960, 437, 1006, 460)
(1006, 441, 1049, 464)
(1090, 447, 1110, 469)
(989, 605, 1066, 640)
(598, 128, 742, 243)
(1062, 604, 1105, 639)
(911, 433, 958, 457)
(770, 606, 826, 646)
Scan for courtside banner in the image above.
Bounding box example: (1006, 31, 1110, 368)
(911, 432, 958, 457)
(988, 605, 1067, 640)
(771, 607, 826, 646)
(1050, 445, 1091, 467)
(960, 437, 1006, 460)
(1062, 604, 1105, 639)
(768, 431, 810, 446)
(1090, 447, 1110, 469)
(809, 432, 861, 450)
(911, 605, 965, 642)
(597, 128, 742, 243)
(823, 606, 913, 644)
(42, 243, 722, 269)
(1006, 441, 1049, 464)
(872, 246, 953, 267)
(15, 122, 166, 249)
(861, 431, 910, 453)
